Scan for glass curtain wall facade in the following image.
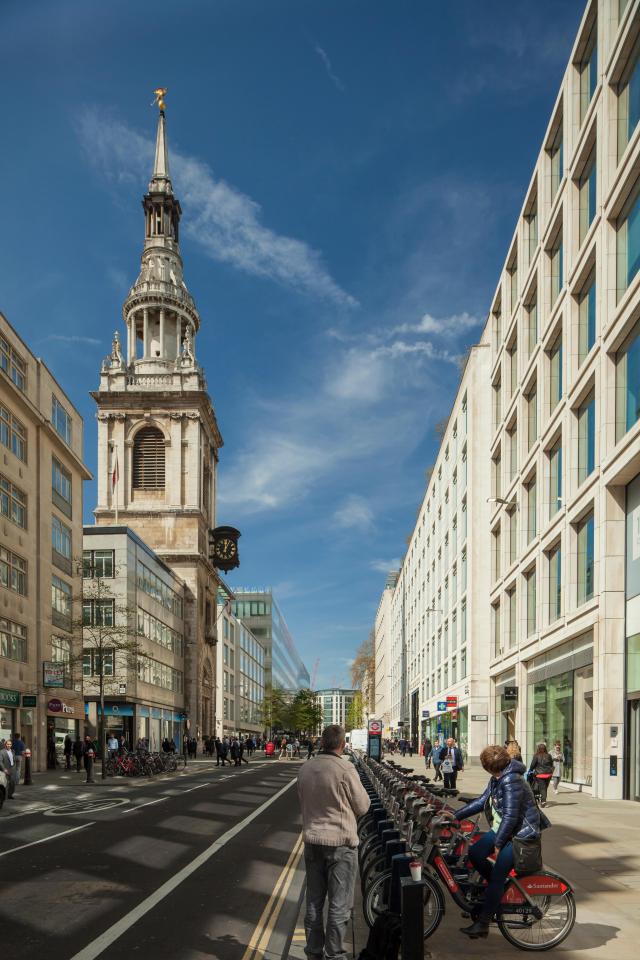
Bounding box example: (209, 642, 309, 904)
(232, 590, 310, 692)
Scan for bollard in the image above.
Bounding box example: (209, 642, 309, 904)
(389, 853, 413, 913)
(23, 748, 32, 786)
(400, 877, 425, 960)
(85, 748, 96, 784)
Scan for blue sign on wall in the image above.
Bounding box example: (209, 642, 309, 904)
(437, 701, 447, 711)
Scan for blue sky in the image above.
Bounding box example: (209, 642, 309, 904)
(0, 0, 583, 689)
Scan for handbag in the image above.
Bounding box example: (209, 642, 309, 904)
(512, 836, 543, 875)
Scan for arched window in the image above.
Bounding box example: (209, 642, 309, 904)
(133, 427, 165, 490)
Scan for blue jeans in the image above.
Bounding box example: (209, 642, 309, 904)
(468, 829, 514, 921)
(304, 844, 357, 960)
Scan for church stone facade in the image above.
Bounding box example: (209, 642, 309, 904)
(92, 107, 223, 738)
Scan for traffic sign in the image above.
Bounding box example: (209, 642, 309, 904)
(368, 719, 383, 734)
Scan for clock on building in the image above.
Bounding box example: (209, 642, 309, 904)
(208, 526, 241, 572)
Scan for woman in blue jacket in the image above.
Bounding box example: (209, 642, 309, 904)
(454, 744, 543, 939)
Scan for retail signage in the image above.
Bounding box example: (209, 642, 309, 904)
(118, 683, 127, 695)
(22, 695, 37, 707)
(451, 709, 458, 719)
(47, 698, 74, 714)
(0, 688, 20, 708)
(504, 686, 518, 700)
(43, 662, 65, 688)
(471, 714, 489, 721)
(446, 696, 458, 708)
(421, 710, 430, 718)
(437, 701, 447, 711)
(368, 719, 383, 734)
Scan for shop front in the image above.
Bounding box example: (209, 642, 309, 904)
(493, 672, 518, 744)
(85, 702, 135, 752)
(136, 705, 183, 751)
(526, 635, 593, 785)
(47, 696, 82, 767)
(625, 473, 640, 801)
(424, 704, 469, 761)
(0, 687, 20, 743)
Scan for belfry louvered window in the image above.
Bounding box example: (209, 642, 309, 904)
(133, 427, 165, 490)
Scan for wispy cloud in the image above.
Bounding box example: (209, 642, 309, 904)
(370, 558, 401, 574)
(392, 311, 481, 338)
(43, 334, 102, 346)
(314, 43, 345, 92)
(333, 495, 374, 532)
(75, 108, 356, 306)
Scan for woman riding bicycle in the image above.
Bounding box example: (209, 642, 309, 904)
(454, 744, 545, 940)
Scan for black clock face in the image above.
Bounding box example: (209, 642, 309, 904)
(215, 537, 237, 561)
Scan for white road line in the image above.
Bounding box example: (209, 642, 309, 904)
(122, 796, 169, 814)
(0, 821, 95, 858)
(183, 783, 208, 793)
(69, 777, 297, 960)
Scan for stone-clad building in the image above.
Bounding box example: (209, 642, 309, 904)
(92, 105, 223, 738)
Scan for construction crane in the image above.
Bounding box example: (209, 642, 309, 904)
(310, 658, 320, 690)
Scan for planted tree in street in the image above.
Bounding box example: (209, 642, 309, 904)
(290, 688, 323, 737)
(350, 632, 374, 689)
(345, 691, 363, 732)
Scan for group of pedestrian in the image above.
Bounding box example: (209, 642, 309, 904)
(423, 735, 464, 788)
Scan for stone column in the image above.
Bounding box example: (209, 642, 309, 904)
(176, 316, 182, 359)
(159, 308, 165, 358)
(143, 309, 149, 359)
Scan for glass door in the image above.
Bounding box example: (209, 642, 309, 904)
(628, 698, 640, 802)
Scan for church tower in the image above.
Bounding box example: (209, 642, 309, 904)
(93, 98, 222, 736)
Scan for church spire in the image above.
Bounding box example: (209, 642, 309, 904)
(149, 103, 172, 194)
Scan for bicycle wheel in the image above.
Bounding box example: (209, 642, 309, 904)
(498, 891, 576, 951)
(363, 870, 391, 928)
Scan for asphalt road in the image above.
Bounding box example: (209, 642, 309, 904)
(0, 759, 305, 960)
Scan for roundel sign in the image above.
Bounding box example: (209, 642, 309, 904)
(368, 719, 383, 734)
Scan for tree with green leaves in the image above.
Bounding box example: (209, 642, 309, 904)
(345, 691, 363, 732)
(350, 632, 374, 689)
(290, 688, 323, 736)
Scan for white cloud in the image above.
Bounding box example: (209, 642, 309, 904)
(333, 495, 374, 532)
(43, 335, 102, 346)
(314, 43, 345, 92)
(75, 108, 356, 306)
(392, 311, 481, 338)
(370, 558, 401, 573)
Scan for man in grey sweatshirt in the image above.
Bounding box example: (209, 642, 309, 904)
(297, 724, 370, 960)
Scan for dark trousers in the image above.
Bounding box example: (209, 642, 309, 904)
(443, 769, 458, 790)
(65, 753, 71, 769)
(75, 755, 82, 771)
(468, 829, 514, 921)
(535, 777, 549, 804)
(432, 762, 443, 781)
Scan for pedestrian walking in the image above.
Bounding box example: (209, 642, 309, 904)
(82, 736, 96, 784)
(278, 737, 288, 760)
(400, 737, 407, 757)
(0, 738, 18, 798)
(423, 737, 433, 769)
(551, 741, 565, 795)
(73, 736, 83, 772)
(239, 739, 249, 764)
(430, 739, 443, 780)
(47, 734, 57, 769)
(297, 725, 370, 960)
(12, 732, 26, 783)
(439, 737, 464, 790)
(107, 734, 119, 759)
(528, 742, 554, 806)
(63, 733, 72, 769)
(230, 738, 241, 766)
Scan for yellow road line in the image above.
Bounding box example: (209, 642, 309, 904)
(241, 832, 304, 960)
(253, 837, 304, 959)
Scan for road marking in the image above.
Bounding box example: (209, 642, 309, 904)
(183, 783, 208, 793)
(242, 832, 304, 960)
(0, 821, 95, 858)
(45, 797, 130, 817)
(121, 796, 169, 814)
(68, 777, 298, 960)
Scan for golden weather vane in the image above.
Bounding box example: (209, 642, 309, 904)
(152, 88, 168, 111)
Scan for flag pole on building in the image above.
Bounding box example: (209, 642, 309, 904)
(111, 445, 119, 524)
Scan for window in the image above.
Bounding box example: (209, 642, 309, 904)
(136, 560, 183, 616)
(615, 319, 640, 440)
(51, 575, 72, 629)
(578, 148, 596, 244)
(492, 449, 502, 500)
(578, 275, 596, 364)
(526, 292, 538, 356)
(52, 635, 71, 670)
(616, 180, 640, 300)
(577, 512, 595, 605)
(0, 548, 26, 596)
(137, 608, 184, 656)
(52, 515, 72, 561)
(0, 617, 27, 662)
(493, 376, 502, 429)
(508, 422, 518, 482)
(526, 475, 537, 542)
(509, 258, 518, 313)
(508, 337, 518, 396)
(82, 599, 115, 627)
(133, 427, 165, 490)
(617, 39, 640, 160)
(577, 391, 596, 485)
(493, 525, 502, 582)
(527, 385, 538, 450)
(526, 567, 537, 637)
(548, 542, 562, 622)
(460, 647, 467, 679)
(549, 334, 563, 411)
(83, 549, 115, 579)
(461, 599, 467, 646)
(578, 20, 597, 125)
(549, 439, 562, 518)
(0, 336, 26, 391)
(507, 586, 517, 648)
(461, 549, 467, 592)
(493, 301, 502, 354)
(83, 648, 114, 677)
(451, 655, 457, 684)
(508, 507, 518, 566)
(52, 457, 72, 517)
(549, 123, 563, 200)
(550, 231, 563, 305)
(0, 405, 26, 462)
(525, 200, 538, 263)
(492, 602, 501, 657)
(0, 474, 26, 528)
(52, 395, 72, 445)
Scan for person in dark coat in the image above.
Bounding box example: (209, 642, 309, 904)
(454, 745, 545, 939)
(423, 737, 433, 769)
(230, 738, 241, 766)
(439, 737, 464, 789)
(528, 742, 554, 806)
(72, 736, 84, 772)
(63, 734, 73, 770)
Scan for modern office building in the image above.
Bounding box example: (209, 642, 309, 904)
(373, 571, 398, 735)
(316, 688, 357, 732)
(231, 589, 309, 691)
(0, 311, 91, 770)
(82, 526, 188, 750)
(216, 598, 265, 738)
(91, 104, 224, 740)
(387, 346, 492, 762)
